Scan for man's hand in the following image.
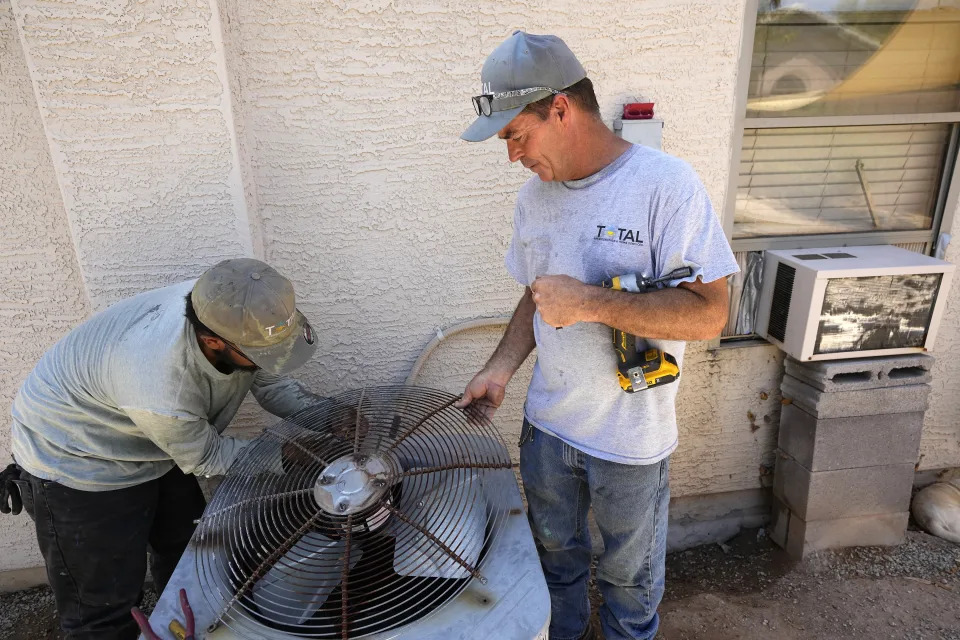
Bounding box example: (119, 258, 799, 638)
(1, 463, 23, 515)
(454, 369, 509, 420)
(324, 405, 370, 443)
(281, 404, 372, 472)
(531, 275, 593, 328)
(281, 438, 327, 471)
(454, 288, 537, 421)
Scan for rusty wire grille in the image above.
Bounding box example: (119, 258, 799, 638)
(194, 386, 513, 639)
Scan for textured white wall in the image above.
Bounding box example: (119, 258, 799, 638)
(0, 0, 91, 572)
(10, 0, 253, 308)
(921, 208, 960, 470)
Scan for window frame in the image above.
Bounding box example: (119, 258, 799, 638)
(715, 0, 960, 346)
(723, 0, 960, 255)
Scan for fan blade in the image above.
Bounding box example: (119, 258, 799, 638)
(252, 531, 361, 625)
(392, 471, 486, 579)
(392, 431, 506, 471)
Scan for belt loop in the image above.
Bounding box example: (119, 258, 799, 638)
(562, 442, 586, 471)
(518, 419, 535, 447)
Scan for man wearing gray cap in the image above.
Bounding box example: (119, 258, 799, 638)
(457, 32, 738, 640)
(2, 258, 322, 640)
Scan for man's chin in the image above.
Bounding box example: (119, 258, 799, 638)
(529, 165, 553, 181)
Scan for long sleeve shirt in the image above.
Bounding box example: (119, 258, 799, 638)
(11, 279, 321, 491)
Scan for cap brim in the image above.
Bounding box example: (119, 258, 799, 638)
(460, 106, 524, 142)
(241, 310, 317, 375)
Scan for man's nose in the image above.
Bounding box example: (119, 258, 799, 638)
(507, 141, 522, 163)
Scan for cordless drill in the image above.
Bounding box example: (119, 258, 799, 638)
(601, 267, 693, 393)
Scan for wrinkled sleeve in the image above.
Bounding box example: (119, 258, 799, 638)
(652, 165, 740, 287)
(251, 372, 326, 419)
(124, 408, 249, 477)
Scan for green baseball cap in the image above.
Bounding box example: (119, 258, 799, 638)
(191, 258, 317, 375)
(461, 31, 587, 142)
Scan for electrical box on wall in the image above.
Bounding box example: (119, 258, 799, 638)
(614, 102, 663, 150)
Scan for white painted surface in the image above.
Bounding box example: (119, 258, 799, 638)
(619, 118, 665, 150)
(0, 0, 957, 579)
(0, 0, 91, 572)
(10, 0, 252, 308)
(923, 211, 960, 471)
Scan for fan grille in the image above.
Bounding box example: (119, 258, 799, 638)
(195, 386, 513, 639)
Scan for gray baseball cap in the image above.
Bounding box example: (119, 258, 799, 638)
(461, 31, 586, 142)
(191, 258, 317, 375)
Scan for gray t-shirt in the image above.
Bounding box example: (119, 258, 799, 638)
(11, 280, 320, 491)
(505, 144, 739, 465)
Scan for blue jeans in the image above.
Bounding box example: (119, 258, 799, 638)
(519, 420, 669, 640)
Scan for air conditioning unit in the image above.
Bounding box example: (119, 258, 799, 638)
(756, 245, 954, 361)
(142, 387, 550, 640)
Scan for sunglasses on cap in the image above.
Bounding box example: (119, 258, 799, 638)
(471, 87, 561, 117)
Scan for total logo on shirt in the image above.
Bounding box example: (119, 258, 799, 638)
(594, 224, 644, 246)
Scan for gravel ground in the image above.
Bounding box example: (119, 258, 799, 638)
(0, 587, 157, 640)
(665, 527, 960, 599)
(654, 527, 960, 640)
(1, 528, 957, 639)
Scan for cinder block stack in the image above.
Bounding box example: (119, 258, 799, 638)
(769, 354, 933, 559)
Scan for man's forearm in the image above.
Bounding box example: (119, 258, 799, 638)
(484, 288, 537, 381)
(251, 372, 324, 418)
(127, 409, 249, 477)
(580, 282, 727, 341)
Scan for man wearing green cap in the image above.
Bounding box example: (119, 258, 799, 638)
(1, 258, 321, 640)
(457, 32, 739, 640)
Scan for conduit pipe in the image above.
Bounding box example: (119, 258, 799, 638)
(405, 317, 512, 385)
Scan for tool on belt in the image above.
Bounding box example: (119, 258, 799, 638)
(601, 267, 693, 393)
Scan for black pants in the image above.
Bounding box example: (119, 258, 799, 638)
(17, 467, 206, 640)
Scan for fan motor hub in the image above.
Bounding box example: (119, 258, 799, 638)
(314, 453, 392, 515)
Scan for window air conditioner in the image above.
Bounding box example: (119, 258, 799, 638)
(755, 245, 954, 361)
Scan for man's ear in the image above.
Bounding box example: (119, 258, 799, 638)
(552, 93, 571, 124)
(197, 333, 225, 350)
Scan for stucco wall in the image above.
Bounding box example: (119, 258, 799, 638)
(1, 0, 958, 580)
(921, 208, 960, 470)
(10, 0, 253, 308)
(0, 0, 91, 572)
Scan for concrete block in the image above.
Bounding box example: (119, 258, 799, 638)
(780, 375, 930, 419)
(768, 496, 790, 549)
(778, 404, 924, 471)
(0, 566, 47, 593)
(667, 488, 770, 552)
(784, 354, 934, 392)
(668, 519, 741, 554)
(595, 488, 774, 554)
(784, 511, 908, 559)
(773, 455, 914, 521)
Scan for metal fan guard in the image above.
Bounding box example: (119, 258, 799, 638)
(194, 385, 514, 639)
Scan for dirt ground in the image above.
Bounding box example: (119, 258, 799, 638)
(654, 528, 960, 640)
(1, 527, 957, 639)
